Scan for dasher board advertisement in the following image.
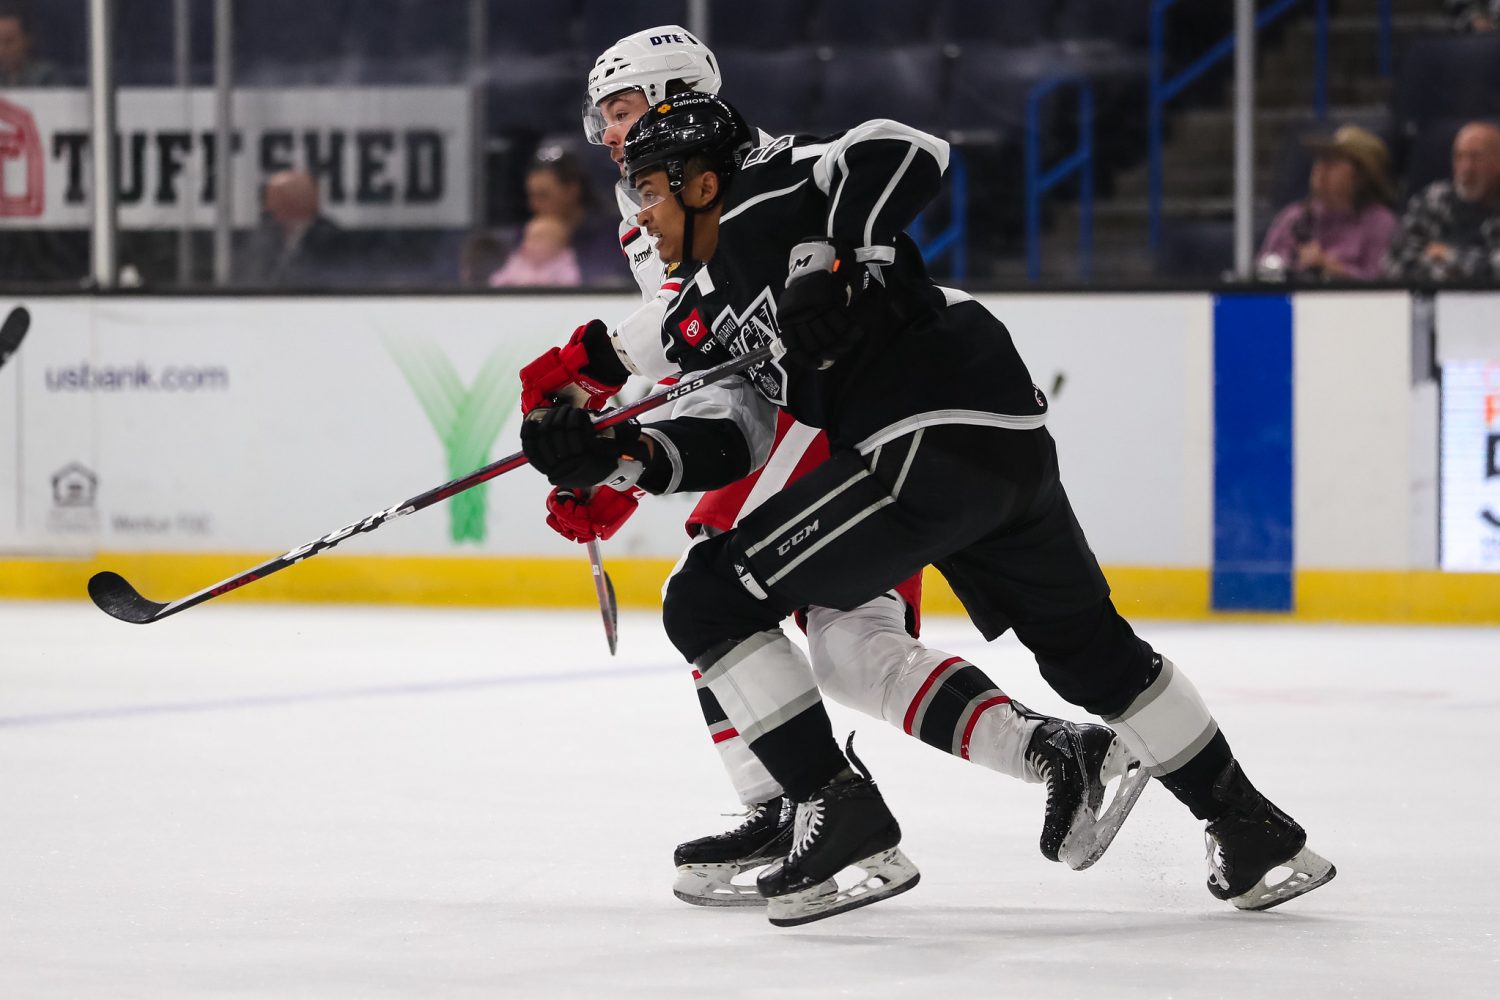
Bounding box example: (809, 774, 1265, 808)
(1440, 360, 1500, 571)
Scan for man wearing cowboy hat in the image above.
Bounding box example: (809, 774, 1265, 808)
(1258, 124, 1398, 281)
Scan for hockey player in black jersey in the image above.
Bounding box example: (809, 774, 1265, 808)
(522, 93, 1336, 925)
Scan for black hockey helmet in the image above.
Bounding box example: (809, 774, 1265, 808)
(622, 91, 754, 200)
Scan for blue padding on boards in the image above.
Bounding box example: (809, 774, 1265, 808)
(1213, 294, 1294, 612)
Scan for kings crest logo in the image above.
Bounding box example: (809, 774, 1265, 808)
(711, 287, 789, 405)
(742, 135, 794, 168)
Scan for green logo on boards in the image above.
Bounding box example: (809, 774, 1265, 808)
(386, 338, 520, 544)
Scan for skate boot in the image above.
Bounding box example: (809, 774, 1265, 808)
(757, 737, 920, 927)
(1204, 760, 1336, 911)
(1025, 717, 1150, 870)
(672, 796, 796, 906)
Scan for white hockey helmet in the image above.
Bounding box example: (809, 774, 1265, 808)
(582, 24, 722, 144)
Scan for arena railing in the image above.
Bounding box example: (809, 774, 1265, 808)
(1025, 75, 1095, 282)
(1147, 0, 1330, 255)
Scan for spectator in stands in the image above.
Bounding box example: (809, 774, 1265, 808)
(0, 5, 60, 86)
(1447, 1, 1499, 31)
(488, 215, 582, 288)
(523, 146, 626, 286)
(1257, 125, 1398, 281)
(241, 170, 351, 288)
(1386, 121, 1500, 282)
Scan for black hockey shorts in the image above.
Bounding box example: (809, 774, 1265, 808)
(662, 422, 1117, 668)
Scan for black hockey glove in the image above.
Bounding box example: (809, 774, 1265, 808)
(521, 405, 644, 489)
(775, 241, 871, 369)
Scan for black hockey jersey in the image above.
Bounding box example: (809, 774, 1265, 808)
(632, 119, 1048, 495)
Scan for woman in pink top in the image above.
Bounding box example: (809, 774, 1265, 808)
(1258, 125, 1399, 280)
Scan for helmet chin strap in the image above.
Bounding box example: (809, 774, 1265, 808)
(673, 180, 726, 264)
(677, 196, 701, 263)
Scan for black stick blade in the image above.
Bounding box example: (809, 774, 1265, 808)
(88, 571, 168, 624)
(602, 570, 619, 656)
(1, 306, 30, 367)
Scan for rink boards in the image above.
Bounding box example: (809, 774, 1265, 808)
(1, 290, 1497, 622)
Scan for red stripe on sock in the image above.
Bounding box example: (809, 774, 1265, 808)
(711, 727, 740, 744)
(691, 669, 702, 680)
(902, 656, 966, 735)
(959, 695, 1012, 761)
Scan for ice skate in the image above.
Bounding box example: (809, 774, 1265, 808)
(1025, 718, 1149, 870)
(757, 738, 920, 927)
(672, 796, 800, 906)
(1204, 760, 1336, 911)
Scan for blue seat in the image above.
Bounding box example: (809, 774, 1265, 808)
(950, 44, 1055, 137)
(709, 0, 809, 49)
(1058, 0, 1152, 47)
(1394, 34, 1500, 135)
(577, 0, 690, 59)
(934, 0, 1051, 47)
(812, 46, 948, 137)
(489, 0, 576, 53)
(807, 0, 933, 46)
(113, 0, 179, 85)
(713, 47, 824, 137)
(487, 51, 589, 136)
(1157, 220, 1233, 280)
(29, 0, 87, 83)
(232, 0, 358, 82)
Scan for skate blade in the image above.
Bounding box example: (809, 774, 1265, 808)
(1059, 744, 1151, 871)
(766, 848, 920, 928)
(672, 862, 772, 907)
(1231, 846, 1337, 911)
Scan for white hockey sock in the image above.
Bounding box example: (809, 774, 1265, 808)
(1104, 656, 1219, 777)
(806, 597, 1040, 781)
(693, 666, 783, 806)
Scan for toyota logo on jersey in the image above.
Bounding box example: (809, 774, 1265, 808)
(679, 308, 709, 347)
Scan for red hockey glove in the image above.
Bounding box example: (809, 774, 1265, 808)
(545, 486, 640, 543)
(519, 319, 630, 413)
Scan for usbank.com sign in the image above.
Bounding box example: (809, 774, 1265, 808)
(45, 362, 229, 392)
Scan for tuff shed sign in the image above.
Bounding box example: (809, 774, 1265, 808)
(0, 87, 471, 229)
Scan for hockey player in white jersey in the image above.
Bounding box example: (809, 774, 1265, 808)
(520, 91, 1336, 925)
(519, 25, 1147, 910)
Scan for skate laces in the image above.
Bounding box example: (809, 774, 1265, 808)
(790, 797, 825, 861)
(1205, 830, 1230, 887)
(723, 800, 770, 835)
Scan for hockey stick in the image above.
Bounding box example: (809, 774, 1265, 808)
(555, 488, 620, 656)
(88, 343, 775, 624)
(586, 537, 619, 655)
(0, 306, 30, 371)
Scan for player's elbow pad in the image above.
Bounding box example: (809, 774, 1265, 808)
(637, 417, 755, 495)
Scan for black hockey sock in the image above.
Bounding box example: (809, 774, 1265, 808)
(747, 702, 851, 802)
(1155, 730, 1236, 821)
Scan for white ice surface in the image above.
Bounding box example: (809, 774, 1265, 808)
(2, 601, 1498, 999)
